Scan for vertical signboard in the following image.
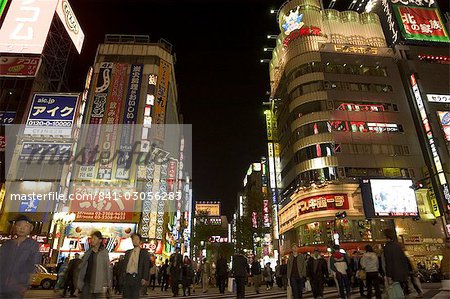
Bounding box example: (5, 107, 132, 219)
(153, 60, 171, 141)
(79, 62, 113, 179)
(24, 93, 78, 137)
(0, 0, 8, 19)
(0, 0, 58, 54)
(55, 0, 85, 53)
(410, 74, 450, 212)
(97, 63, 127, 180)
(116, 64, 143, 179)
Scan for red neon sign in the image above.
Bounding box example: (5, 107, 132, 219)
(283, 26, 322, 47)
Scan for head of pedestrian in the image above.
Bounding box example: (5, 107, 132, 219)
(165, 259, 169, 265)
(291, 244, 298, 256)
(14, 214, 33, 238)
(74, 253, 80, 259)
(365, 244, 374, 252)
(131, 233, 142, 247)
(91, 230, 103, 249)
(383, 228, 396, 241)
(175, 247, 181, 254)
(313, 247, 320, 258)
(184, 256, 190, 264)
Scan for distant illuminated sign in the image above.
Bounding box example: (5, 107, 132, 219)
(437, 111, 450, 142)
(411, 74, 450, 210)
(333, 45, 378, 55)
(208, 236, 228, 243)
(427, 94, 450, 103)
(337, 103, 385, 112)
(263, 200, 270, 228)
(0, 0, 59, 54)
(390, 0, 436, 7)
(56, 0, 85, 53)
(195, 202, 220, 216)
(394, 6, 450, 43)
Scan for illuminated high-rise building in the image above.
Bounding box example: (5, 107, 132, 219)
(266, 0, 445, 260)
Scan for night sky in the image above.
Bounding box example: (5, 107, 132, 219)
(69, 0, 449, 218)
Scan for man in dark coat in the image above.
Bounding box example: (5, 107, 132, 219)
(62, 253, 82, 297)
(169, 247, 183, 297)
(382, 229, 409, 291)
(231, 252, 249, 299)
(216, 254, 228, 294)
(306, 248, 328, 299)
(122, 233, 150, 299)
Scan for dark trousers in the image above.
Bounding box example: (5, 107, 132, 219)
(149, 274, 156, 290)
(62, 276, 76, 296)
(217, 275, 226, 294)
(171, 278, 180, 296)
(123, 274, 140, 299)
(366, 272, 381, 299)
(356, 277, 365, 296)
(311, 277, 325, 298)
(80, 284, 103, 299)
(160, 274, 168, 291)
(336, 273, 351, 299)
(235, 276, 246, 299)
(290, 277, 304, 299)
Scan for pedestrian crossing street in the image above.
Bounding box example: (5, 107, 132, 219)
(25, 287, 360, 299)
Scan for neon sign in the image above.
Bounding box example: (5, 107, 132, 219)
(410, 74, 450, 210)
(337, 103, 385, 112)
(283, 26, 321, 47)
(382, 0, 399, 44)
(333, 45, 378, 55)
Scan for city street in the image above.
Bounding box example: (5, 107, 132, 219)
(24, 283, 447, 299)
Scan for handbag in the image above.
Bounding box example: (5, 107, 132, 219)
(227, 277, 235, 293)
(357, 269, 366, 280)
(287, 284, 293, 299)
(386, 282, 405, 299)
(304, 279, 312, 292)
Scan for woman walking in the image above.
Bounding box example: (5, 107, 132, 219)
(360, 245, 381, 299)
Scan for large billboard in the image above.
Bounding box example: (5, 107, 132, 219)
(24, 93, 78, 137)
(0, 56, 41, 77)
(393, 5, 450, 43)
(0, 0, 58, 54)
(55, 0, 84, 53)
(195, 202, 221, 216)
(361, 179, 419, 217)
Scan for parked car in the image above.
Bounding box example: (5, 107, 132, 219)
(30, 264, 57, 289)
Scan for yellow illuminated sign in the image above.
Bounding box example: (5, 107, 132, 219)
(333, 45, 378, 55)
(195, 203, 220, 216)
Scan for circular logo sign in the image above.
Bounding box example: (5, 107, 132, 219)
(62, 0, 79, 34)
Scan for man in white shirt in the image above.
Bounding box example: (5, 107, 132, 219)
(122, 233, 150, 299)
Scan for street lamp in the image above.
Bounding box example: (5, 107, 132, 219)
(53, 212, 76, 262)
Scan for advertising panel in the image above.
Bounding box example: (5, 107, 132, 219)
(297, 194, 349, 216)
(116, 64, 143, 179)
(55, 0, 84, 53)
(97, 63, 127, 180)
(24, 93, 78, 137)
(0, 111, 15, 124)
(19, 142, 71, 161)
(361, 178, 419, 217)
(0, 56, 41, 77)
(437, 111, 450, 142)
(70, 185, 135, 222)
(393, 6, 450, 43)
(153, 60, 171, 141)
(195, 202, 221, 216)
(263, 199, 270, 228)
(79, 62, 113, 179)
(0, 0, 58, 54)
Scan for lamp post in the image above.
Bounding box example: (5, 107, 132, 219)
(53, 212, 76, 262)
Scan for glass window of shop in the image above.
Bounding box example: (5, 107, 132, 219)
(296, 219, 394, 246)
(289, 62, 388, 81)
(294, 143, 335, 164)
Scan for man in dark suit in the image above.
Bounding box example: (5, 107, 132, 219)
(231, 251, 249, 299)
(122, 233, 150, 299)
(169, 247, 183, 297)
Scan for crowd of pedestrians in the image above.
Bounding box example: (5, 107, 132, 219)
(1, 215, 449, 299)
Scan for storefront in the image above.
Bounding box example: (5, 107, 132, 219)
(278, 183, 395, 255)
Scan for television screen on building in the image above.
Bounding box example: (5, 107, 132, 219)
(361, 178, 419, 217)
